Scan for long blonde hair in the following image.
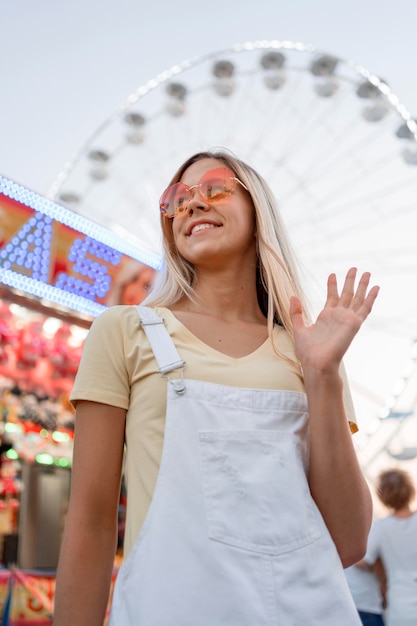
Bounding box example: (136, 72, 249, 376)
(144, 149, 310, 342)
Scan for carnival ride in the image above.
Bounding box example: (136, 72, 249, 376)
(47, 40, 417, 478)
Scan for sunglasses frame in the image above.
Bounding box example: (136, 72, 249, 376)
(159, 167, 249, 219)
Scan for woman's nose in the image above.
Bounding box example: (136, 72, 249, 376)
(187, 187, 210, 215)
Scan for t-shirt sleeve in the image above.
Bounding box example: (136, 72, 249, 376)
(340, 361, 358, 434)
(363, 521, 382, 566)
(70, 305, 135, 409)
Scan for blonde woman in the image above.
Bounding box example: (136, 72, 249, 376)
(54, 149, 379, 625)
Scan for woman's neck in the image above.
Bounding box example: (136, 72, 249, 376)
(175, 267, 264, 323)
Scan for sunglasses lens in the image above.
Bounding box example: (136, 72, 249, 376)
(159, 168, 239, 217)
(200, 168, 235, 202)
(160, 183, 190, 217)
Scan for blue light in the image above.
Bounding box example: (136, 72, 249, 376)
(1, 211, 53, 283)
(0, 175, 163, 269)
(0, 175, 164, 318)
(0, 268, 107, 317)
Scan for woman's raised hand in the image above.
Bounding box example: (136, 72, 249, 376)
(290, 267, 380, 375)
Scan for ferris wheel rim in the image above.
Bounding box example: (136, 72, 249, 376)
(47, 38, 417, 200)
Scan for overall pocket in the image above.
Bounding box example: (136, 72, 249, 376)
(199, 430, 320, 555)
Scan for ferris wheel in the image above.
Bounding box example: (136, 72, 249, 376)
(48, 40, 417, 444)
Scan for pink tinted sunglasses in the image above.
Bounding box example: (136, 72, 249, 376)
(159, 167, 249, 219)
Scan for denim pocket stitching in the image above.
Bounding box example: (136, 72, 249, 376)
(199, 430, 321, 555)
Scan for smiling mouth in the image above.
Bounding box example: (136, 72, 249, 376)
(190, 223, 218, 235)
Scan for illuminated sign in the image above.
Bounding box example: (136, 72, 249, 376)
(0, 176, 162, 317)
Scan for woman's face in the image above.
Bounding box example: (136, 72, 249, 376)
(170, 158, 257, 271)
(121, 266, 155, 305)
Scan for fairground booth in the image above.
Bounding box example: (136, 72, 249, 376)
(0, 174, 159, 624)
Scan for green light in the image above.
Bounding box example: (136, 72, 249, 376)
(5, 423, 23, 433)
(35, 453, 54, 465)
(5, 449, 18, 460)
(55, 458, 70, 468)
(52, 431, 70, 443)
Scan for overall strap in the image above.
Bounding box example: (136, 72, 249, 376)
(136, 306, 186, 393)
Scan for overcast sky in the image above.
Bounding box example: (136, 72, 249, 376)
(2, 0, 417, 195)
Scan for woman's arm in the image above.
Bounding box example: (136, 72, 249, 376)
(303, 369, 372, 566)
(53, 401, 126, 626)
(290, 268, 379, 567)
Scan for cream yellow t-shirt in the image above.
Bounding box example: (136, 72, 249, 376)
(70, 305, 356, 557)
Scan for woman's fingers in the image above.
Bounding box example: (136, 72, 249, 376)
(325, 272, 340, 307)
(338, 267, 357, 307)
(289, 295, 304, 331)
(360, 284, 380, 319)
(327, 268, 379, 315)
(351, 271, 372, 308)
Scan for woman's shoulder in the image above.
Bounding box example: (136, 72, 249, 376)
(272, 323, 292, 342)
(91, 304, 140, 329)
(90, 305, 173, 340)
(87, 305, 164, 345)
(271, 324, 297, 355)
(93, 304, 168, 325)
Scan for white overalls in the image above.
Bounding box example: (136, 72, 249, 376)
(109, 307, 361, 625)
